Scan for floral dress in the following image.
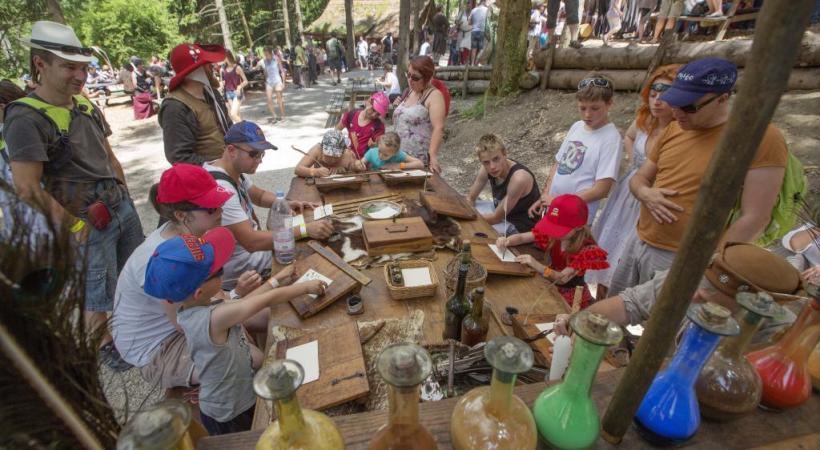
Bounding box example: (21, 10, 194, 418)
(393, 87, 435, 165)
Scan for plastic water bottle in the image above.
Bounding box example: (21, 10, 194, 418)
(268, 191, 295, 264)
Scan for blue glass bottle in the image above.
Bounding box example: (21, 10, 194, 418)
(634, 302, 740, 445)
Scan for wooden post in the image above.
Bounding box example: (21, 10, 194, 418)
(539, 35, 557, 90)
(399, 0, 412, 91)
(641, 30, 676, 90)
(214, 0, 234, 52)
(294, 0, 305, 36)
(600, 0, 816, 443)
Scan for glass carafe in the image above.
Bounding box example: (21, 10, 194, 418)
(369, 343, 438, 450)
(532, 310, 623, 450)
(254, 360, 344, 450)
(809, 342, 820, 392)
(451, 336, 537, 450)
(696, 292, 783, 421)
(117, 400, 195, 450)
(747, 298, 820, 410)
(635, 303, 740, 445)
(461, 287, 489, 346)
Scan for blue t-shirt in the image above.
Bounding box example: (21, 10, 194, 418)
(363, 147, 408, 170)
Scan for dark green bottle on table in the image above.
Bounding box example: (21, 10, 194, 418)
(443, 242, 472, 341)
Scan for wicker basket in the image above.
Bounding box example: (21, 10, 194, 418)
(384, 260, 439, 300)
(443, 256, 487, 297)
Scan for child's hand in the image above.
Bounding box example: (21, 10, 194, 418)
(528, 199, 545, 218)
(496, 236, 510, 253)
(273, 265, 296, 286)
(313, 167, 331, 178)
(515, 254, 544, 273)
(236, 270, 263, 297)
(557, 267, 576, 284)
(352, 160, 366, 172)
(302, 279, 327, 296)
(554, 314, 572, 336)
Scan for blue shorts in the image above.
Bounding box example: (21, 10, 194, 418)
(471, 30, 484, 50)
(225, 90, 244, 101)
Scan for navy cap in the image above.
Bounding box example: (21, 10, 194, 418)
(224, 121, 278, 151)
(660, 58, 737, 108)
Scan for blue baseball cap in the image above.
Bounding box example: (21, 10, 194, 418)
(224, 121, 278, 151)
(660, 58, 737, 108)
(144, 227, 235, 302)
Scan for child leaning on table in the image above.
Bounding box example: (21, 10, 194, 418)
(361, 131, 424, 171)
(497, 194, 608, 310)
(144, 227, 327, 436)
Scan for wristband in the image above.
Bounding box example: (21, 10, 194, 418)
(70, 219, 87, 234)
(299, 223, 308, 239)
(268, 277, 280, 289)
(400, 162, 406, 170)
(543, 267, 553, 278)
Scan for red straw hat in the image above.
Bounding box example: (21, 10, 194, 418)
(533, 194, 589, 243)
(168, 43, 226, 91)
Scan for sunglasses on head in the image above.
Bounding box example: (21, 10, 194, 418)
(679, 93, 723, 114)
(405, 72, 423, 82)
(577, 77, 612, 90)
(650, 82, 671, 93)
(31, 39, 94, 57)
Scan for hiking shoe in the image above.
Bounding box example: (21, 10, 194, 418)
(569, 40, 583, 49)
(99, 342, 132, 372)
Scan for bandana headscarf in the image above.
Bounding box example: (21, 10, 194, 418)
(321, 129, 349, 157)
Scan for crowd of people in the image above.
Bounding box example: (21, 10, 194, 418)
(0, 13, 815, 439)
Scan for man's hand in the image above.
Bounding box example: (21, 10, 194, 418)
(306, 219, 334, 240)
(236, 270, 263, 297)
(554, 314, 571, 336)
(288, 200, 320, 213)
(637, 186, 683, 224)
(429, 156, 441, 174)
(273, 265, 296, 286)
(802, 266, 820, 286)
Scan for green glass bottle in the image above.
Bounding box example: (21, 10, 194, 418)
(443, 242, 472, 341)
(532, 311, 623, 450)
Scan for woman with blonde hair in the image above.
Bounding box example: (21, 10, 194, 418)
(587, 64, 682, 298)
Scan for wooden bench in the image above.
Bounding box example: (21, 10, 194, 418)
(678, 3, 759, 41)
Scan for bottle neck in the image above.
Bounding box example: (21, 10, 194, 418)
(561, 337, 606, 396)
(777, 303, 820, 361)
(388, 385, 421, 427)
(721, 310, 763, 357)
(471, 295, 485, 320)
(454, 268, 468, 298)
(487, 369, 516, 417)
(666, 323, 722, 386)
(274, 394, 307, 439)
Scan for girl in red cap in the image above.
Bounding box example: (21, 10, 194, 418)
(497, 194, 608, 309)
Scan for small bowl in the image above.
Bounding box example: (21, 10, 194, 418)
(358, 200, 402, 220)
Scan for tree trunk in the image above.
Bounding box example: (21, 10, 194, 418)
(282, 0, 292, 49)
(489, 0, 531, 96)
(399, 0, 412, 90)
(344, 0, 355, 68)
(294, 0, 305, 36)
(45, 0, 66, 24)
(413, 0, 423, 54)
(214, 0, 233, 52)
(238, 6, 254, 51)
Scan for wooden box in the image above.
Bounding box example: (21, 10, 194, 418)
(420, 190, 477, 220)
(288, 251, 361, 318)
(362, 217, 433, 256)
(314, 174, 367, 192)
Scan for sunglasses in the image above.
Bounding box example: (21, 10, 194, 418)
(31, 39, 94, 57)
(235, 145, 266, 159)
(405, 72, 423, 82)
(650, 83, 671, 93)
(577, 77, 612, 90)
(192, 207, 219, 215)
(679, 93, 722, 114)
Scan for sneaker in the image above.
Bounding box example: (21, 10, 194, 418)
(99, 341, 132, 372)
(569, 40, 583, 49)
(707, 11, 724, 18)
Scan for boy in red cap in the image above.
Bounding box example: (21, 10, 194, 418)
(144, 227, 326, 435)
(497, 194, 608, 309)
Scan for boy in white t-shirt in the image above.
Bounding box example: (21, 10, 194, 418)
(528, 74, 623, 223)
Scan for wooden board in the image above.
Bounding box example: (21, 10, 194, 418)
(471, 243, 534, 277)
(199, 368, 820, 450)
(314, 175, 367, 192)
(511, 312, 560, 367)
(288, 251, 361, 318)
(378, 170, 431, 186)
(362, 217, 433, 256)
(420, 190, 477, 220)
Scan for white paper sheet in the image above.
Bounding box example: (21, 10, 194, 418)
(401, 267, 433, 287)
(295, 269, 333, 299)
(489, 244, 517, 263)
(626, 324, 644, 336)
(292, 214, 305, 227)
(367, 206, 399, 219)
(534, 322, 558, 344)
(327, 176, 356, 182)
(312, 204, 334, 220)
(406, 169, 430, 177)
(549, 335, 572, 381)
(285, 340, 319, 384)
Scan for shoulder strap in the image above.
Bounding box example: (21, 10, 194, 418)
(12, 95, 102, 135)
(208, 170, 259, 224)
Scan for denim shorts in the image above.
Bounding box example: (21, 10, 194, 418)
(471, 30, 484, 50)
(80, 196, 144, 312)
(225, 90, 244, 101)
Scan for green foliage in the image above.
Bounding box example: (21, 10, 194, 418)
(0, 0, 48, 79)
(461, 95, 490, 120)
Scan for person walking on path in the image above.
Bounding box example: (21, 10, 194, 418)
(292, 39, 307, 89)
(468, 0, 489, 65)
(432, 6, 449, 64)
(5, 21, 144, 370)
(220, 49, 249, 122)
(257, 47, 287, 122)
(545, 0, 583, 48)
(357, 36, 369, 69)
(325, 32, 344, 85)
(131, 58, 156, 119)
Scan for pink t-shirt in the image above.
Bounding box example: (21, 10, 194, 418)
(341, 110, 384, 158)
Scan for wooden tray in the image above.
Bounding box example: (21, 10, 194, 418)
(362, 217, 433, 256)
(314, 175, 367, 192)
(420, 190, 477, 220)
(288, 251, 361, 318)
(378, 170, 431, 186)
(471, 244, 535, 277)
(511, 313, 559, 367)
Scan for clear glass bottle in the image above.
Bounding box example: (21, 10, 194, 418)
(443, 244, 471, 341)
(747, 298, 820, 410)
(696, 292, 783, 421)
(635, 303, 740, 445)
(532, 310, 623, 450)
(117, 400, 195, 450)
(254, 360, 344, 450)
(369, 343, 438, 450)
(461, 288, 489, 346)
(450, 336, 537, 450)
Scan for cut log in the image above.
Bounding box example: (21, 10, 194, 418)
(519, 70, 541, 90)
(435, 70, 492, 81)
(442, 80, 491, 94)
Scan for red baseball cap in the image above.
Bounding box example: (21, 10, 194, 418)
(156, 163, 232, 208)
(168, 43, 226, 91)
(533, 194, 589, 241)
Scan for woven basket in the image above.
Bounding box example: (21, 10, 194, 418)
(443, 256, 487, 297)
(384, 260, 439, 300)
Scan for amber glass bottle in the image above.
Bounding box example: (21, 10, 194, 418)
(117, 400, 195, 450)
(461, 288, 489, 346)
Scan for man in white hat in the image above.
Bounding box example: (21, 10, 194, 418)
(4, 21, 144, 371)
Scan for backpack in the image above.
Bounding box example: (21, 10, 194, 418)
(726, 151, 808, 247)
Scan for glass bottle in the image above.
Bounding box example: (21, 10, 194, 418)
(695, 292, 783, 421)
(747, 298, 820, 410)
(461, 288, 489, 346)
(254, 360, 344, 450)
(635, 303, 740, 445)
(809, 342, 820, 392)
(532, 310, 623, 450)
(443, 245, 471, 341)
(117, 400, 196, 450)
(450, 336, 538, 450)
(369, 343, 438, 449)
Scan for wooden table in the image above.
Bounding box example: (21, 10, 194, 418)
(197, 368, 820, 449)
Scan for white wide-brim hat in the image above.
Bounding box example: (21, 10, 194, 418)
(20, 21, 94, 63)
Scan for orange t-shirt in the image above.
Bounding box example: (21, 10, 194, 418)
(636, 122, 788, 251)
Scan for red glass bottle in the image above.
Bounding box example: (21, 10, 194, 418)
(747, 298, 820, 410)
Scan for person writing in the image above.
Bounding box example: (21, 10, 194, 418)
(294, 129, 366, 178)
(361, 132, 424, 171)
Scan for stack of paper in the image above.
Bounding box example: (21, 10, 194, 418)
(285, 340, 320, 384)
(401, 267, 433, 287)
(295, 269, 334, 299)
(312, 204, 334, 219)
